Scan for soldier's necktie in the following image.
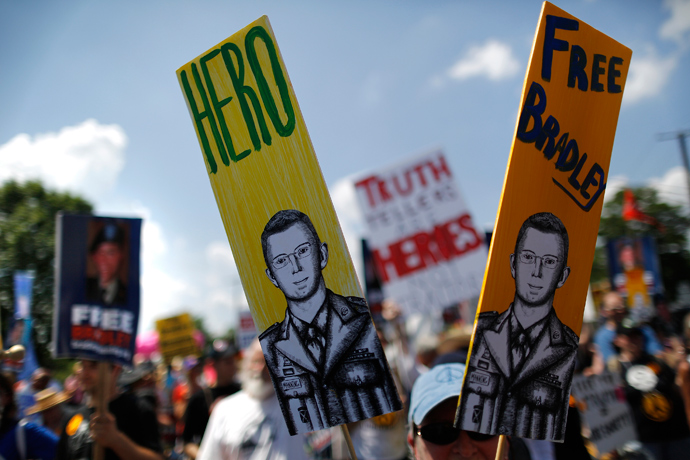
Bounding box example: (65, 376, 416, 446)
(306, 325, 326, 364)
(512, 331, 531, 373)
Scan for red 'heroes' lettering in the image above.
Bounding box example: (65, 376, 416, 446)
(373, 214, 482, 282)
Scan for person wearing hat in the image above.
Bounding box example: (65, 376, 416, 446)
(407, 363, 530, 460)
(86, 220, 127, 306)
(182, 339, 241, 459)
(25, 388, 71, 436)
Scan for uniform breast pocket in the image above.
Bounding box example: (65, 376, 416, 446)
(334, 360, 380, 388)
(515, 379, 562, 410)
(278, 374, 312, 398)
(466, 367, 499, 396)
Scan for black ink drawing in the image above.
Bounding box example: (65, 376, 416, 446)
(457, 212, 578, 440)
(258, 209, 402, 435)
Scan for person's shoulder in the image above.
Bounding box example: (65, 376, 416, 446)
(476, 310, 500, 326)
(210, 391, 253, 418)
(259, 322, 281, 343)
(23, 420, 58, 442)
(329, 291, 370, 318)
(111, 392, 155, 415)
(552, 313, 579, 347)
(186, 387, 207, 405)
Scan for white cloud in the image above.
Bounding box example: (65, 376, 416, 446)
(0, 119, 126, 202)
(447, 40, 520, 82)
(330, 177, 366, 285)
(359, 72, 385, 108)
(601, 167, 689, 213)
(661, 0, 690, 46)
(623, 49, 677, 104)
(603, 175, 629, 203)
(648, 165, 690, 211)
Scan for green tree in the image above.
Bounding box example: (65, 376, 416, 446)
(0, 179, 93, 367)
(593, 186, 690, 302)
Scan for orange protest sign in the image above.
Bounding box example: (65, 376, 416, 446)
(456, 2, 631, 441)
(176, 16, 401, 435)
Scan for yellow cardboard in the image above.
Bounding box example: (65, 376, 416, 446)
(456, 2, 631, 441)
(155, 313, 198, 362)
(177, 16, 401, 435)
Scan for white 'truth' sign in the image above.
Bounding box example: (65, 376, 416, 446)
(353, 150, 487, 315)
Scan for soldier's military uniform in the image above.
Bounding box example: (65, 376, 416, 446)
(259, 290, 402, 435)
(458, 305, 578, 440)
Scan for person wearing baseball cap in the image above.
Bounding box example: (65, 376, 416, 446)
(407, 363, 530, 460)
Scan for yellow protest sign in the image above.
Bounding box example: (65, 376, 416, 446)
(456, 2, 631, 441)
(177, 16, 401, 435)
(155, 313, 198, 363)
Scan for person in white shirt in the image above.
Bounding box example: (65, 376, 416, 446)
(196, 339, 309, 460)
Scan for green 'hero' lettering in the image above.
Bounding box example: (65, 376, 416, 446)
(180, 25, 296, 174)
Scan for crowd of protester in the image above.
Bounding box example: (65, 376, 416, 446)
(1, 292, 690, 459)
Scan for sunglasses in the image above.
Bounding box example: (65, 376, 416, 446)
(415, 423, 497, 445)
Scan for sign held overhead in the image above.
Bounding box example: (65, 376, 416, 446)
(456, 2, 631, 441)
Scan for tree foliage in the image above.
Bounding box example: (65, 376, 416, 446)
(593, 187, 690, 303)
(0, 179, 93, 367)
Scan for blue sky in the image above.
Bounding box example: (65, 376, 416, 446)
(1, 0, 688, 334)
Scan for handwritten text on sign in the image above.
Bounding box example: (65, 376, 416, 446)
(354, 151, 487, 314)
(456, 1, 631, 442)
(179, 27, 295, 173)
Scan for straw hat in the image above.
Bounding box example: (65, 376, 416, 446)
(25, 389, 71, 416)
(437, 324, 474, 355)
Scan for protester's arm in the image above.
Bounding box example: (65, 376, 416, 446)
(586, 343, 605, 375)
(90, 412, 165, 460)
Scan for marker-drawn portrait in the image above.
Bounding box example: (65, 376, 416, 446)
(457, 212, 578, 440)
(85, 219, 129, 306)
(258, 209, 402, 435)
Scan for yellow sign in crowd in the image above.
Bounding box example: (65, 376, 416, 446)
(178, 16, 402, 435)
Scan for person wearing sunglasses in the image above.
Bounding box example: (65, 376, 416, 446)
(407, 363, 531, 460)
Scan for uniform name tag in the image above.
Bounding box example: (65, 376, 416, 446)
(470, 372, 490, 386)
(282, 377, 303, 390)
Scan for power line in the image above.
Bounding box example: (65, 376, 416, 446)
(657, 129, 690, 207)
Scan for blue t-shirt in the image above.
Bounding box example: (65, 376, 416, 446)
(0, 420, 58, 460)
(594, 323, 663, 364)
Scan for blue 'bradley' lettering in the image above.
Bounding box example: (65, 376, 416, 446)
(516, 81, 607, 211)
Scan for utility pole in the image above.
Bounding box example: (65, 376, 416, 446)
(658, 129, 690, 209)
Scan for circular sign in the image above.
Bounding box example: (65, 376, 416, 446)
(626, 365, 658, 392)
(641, 392, 672, 422)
